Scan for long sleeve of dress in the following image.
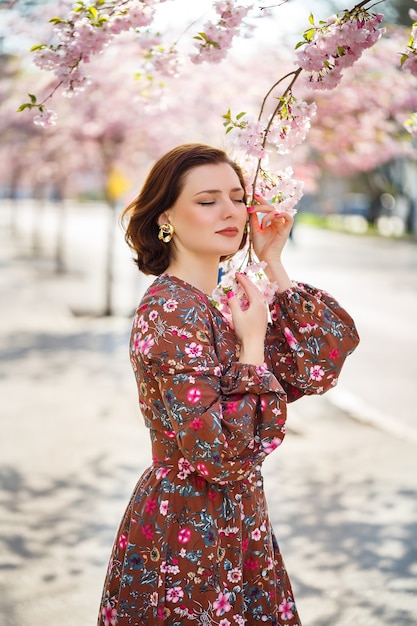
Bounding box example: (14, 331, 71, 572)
(130, 280, 288, 484)
(264, 281, 360, 402)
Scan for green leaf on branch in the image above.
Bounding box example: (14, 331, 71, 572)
(236, 111, 246, 120)
(222, 110, 232, 126)
(304, 28, 315, 42)
(17, 94, 40, 113)
(49, 17, 64, 24)
(308, 13, 315, 26)
(88, 6, 98, 20)
(400, 53, 409, 66)
(30, 44, 47, 52)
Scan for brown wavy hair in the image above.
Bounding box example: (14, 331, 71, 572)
(121, 143, 248, 276)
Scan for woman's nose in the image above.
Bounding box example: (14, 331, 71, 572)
(222, 197, 239, 215)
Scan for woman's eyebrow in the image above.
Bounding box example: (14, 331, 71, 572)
(194, 187, 243, 196)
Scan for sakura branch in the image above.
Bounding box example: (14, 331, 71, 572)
(214, 0, 385, 311)
(223, 1, 385, 209)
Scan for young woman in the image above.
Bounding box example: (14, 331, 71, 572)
(98, 143, 359, 626)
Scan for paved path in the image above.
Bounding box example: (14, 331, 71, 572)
(1, 207, 416, 625)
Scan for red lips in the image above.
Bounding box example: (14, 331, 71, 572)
(216, 228, 239, 236)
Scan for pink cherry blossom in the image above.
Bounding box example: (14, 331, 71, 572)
(296, 7, 384, 90)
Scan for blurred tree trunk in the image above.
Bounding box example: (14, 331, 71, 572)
(53, 184, 67, 274)
(103, 196, 117, 316)
(31, 186, 45, 256)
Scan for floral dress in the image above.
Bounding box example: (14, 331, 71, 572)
(98, 273, 359, 626)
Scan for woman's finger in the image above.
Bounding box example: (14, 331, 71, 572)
(235, 272, 265, 302)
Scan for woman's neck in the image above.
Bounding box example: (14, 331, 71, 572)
(166, 258, 220, 296)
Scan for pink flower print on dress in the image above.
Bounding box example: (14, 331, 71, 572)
(283, 326, 299, 349)
(101, 602, 117, 626)
(163, 299, 178, 312)
(213, 590, 232, 616)
(190, 417, 204, 431)
(141, 523, 154, 540)
(145, 497, 157, 515)
(118, 533, 128, 550)
(187, 387, 202, 404)
(309, 364, 325, 381)
(261, 437, 282, 454)
(137, 315, 148, 333)
(329, 347, 340, 360)
(166, 586, 184, 603)
(177, 457, 194, 479)
(159, 500, 169, 516)
(244, 556, 259, 570)
(278, 598, 295, 620)
(196, 462, 209, 477)
(227, 567, 242, 583)
(164, 430, 176, 439)
(135, 333, 155, 355)
(178, 528, 192, 544)
(184, 342, 203, 358)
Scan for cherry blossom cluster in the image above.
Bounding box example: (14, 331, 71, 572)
(23, 0, 180, 125)
(191, 1, 254, 65)
(210, 260, 278, 322)
(223, 94, 317, 159)
(32, 1, 162, 97)
(254, 167, 304, 213)
(295, 6, 385, 89)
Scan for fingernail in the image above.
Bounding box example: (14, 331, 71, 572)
(247, 206, 255, 213)
(274, 212, 281, 216)
(227, 291, 234, 299)
(254, 193, 261, 198)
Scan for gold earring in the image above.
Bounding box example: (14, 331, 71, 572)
(158, 223, 174, 243)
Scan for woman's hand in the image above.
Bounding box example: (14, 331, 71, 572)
(249, 195, 293, 265)
(248, 195, 294, 293)
(227, 272, 268, 366)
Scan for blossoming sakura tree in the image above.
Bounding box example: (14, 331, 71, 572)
(18, 1, 391, 205)
(8, 0, 417, 310)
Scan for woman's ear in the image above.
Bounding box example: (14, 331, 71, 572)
(157, 211, 171, 227)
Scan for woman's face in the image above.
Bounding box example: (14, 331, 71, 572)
(162, 162, 247, 261)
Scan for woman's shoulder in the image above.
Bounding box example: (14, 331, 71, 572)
(134, 274, 213, 328)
